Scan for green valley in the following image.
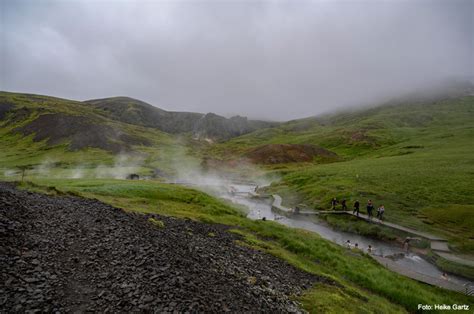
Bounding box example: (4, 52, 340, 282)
(1, 90, 473, 312)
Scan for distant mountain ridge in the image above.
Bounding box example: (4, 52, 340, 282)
(84, 96, 277, 140)
(1, 80, 472, 154)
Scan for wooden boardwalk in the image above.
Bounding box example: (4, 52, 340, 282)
(436, 252, 474, 268)
(372, 255, 471, 294)
(237, 192, 474, 293)
(348, 212, 446, 241)
(300, 209, 446, 241)
(271, 195, 293, 214)
(269, 194, 474, 275)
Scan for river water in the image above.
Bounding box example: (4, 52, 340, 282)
(215, 183, 474, 289)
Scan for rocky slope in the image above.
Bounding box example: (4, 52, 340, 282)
(0, 182, 321, 312)
(85, 97, 276, 140)
(0, 92, 161, 153)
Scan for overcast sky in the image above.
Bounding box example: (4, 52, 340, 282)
(1, 0, 472, 120)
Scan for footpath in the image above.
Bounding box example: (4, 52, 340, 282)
(293, 202, 474, 267)
(269, 194, 474, 294)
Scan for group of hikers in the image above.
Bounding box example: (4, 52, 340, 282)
(331, 198, 385, 221)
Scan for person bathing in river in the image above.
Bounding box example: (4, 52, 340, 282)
(331, 198, 338, 210)
(353, 200, 360, 216)
(403, 237, 411, 253)
(341, 199, 347, 210)
(367, 245, 373, 253)
(377, 205, 385, 220)
(346, 240, 352, 249)
(294, 206, 300, 214)
(366, 200, 374, 220)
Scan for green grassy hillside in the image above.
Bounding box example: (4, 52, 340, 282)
(210, 96, 474, 157)
(210, 96, 474, 253)
(1, 91, 473, 311)
(0, 91, 198, 178)
(16, 178, 473, 313)
(2, 91, 473, 253)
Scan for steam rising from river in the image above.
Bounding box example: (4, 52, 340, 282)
(167, 147, 278, 197)
(1, 154, 146, 180)
(1, 148, 277, 191)
(92, 154, 145, 180)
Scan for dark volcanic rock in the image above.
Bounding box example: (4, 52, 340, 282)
(0, 101, 14, 120)
(16, 113, 151, 152)
(0, 182, 320, 312)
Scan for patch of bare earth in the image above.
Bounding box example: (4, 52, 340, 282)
(245, 144, 338, 164)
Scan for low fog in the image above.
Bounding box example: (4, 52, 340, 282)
(1, 0, 472, 120)
(2, 151, 275, 194)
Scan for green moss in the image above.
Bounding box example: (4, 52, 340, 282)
(148, 217, 165, 228)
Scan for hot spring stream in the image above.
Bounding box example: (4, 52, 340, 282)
(206, 182, 473, 291)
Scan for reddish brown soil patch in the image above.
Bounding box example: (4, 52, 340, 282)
(245, 144, 337, 164)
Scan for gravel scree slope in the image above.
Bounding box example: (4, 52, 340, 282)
(0, 182, 322, 312)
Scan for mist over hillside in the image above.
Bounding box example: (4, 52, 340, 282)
(1, 1, 474, 312)
(2, 0, 472, 120)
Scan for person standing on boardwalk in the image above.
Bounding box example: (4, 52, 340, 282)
(353, 200, 360, 216)
(377, 205, 385, 220)
(366, 200, 374, 219)
(341, 199, 347, 210)
(331, 198, 338, 210)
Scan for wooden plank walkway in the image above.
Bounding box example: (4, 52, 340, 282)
(271, 195, 293, 214)
(270, 194, 474, 270)
(299, 209, 446, 241)
(431, 241, 450, 252)
(349, 212, 446, 241)
(273, 195, 444, 240)
(243, 193, 474, 293)
(372, 255, 469, 294)
(299, 210, 350, 215)
(436, 252, 474, 268)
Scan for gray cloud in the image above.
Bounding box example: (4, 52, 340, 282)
(1, 0, 472, 120)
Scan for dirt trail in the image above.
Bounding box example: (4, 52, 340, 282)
(0, 182, 321, 312)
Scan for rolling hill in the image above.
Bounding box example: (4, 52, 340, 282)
(1, 89, 474, 254)
(0, 92, 188, 178)
(1, 89, 474, 311)
(208, 93, 474, 254)
(85, 96, 276, 140)
(0, 91, 276, 178)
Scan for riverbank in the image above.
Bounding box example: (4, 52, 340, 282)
(260, 191, 473, 291)
(315, 213, 474, 282)
(268, 190, 474, 282)
(7, 178, 474, 312)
